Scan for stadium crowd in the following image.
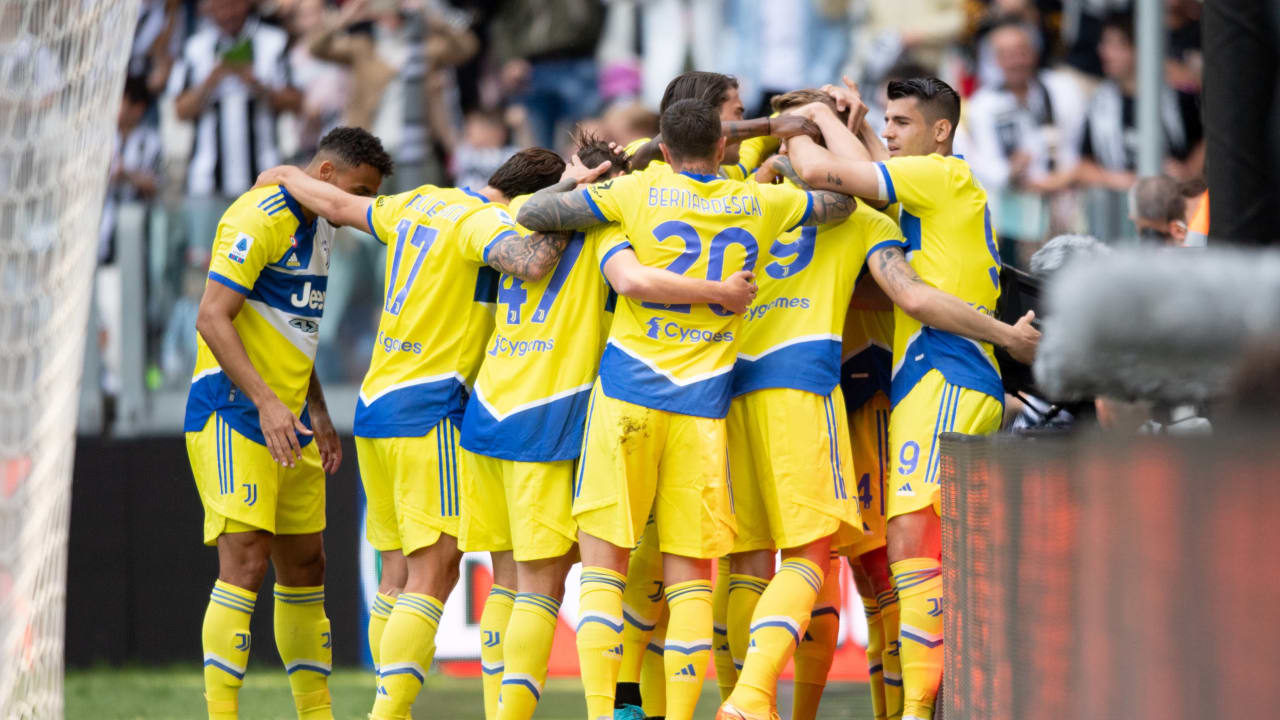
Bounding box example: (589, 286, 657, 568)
(92, 0, 1205, 404)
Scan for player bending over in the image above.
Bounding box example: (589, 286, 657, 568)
(187, 127, 392, 720)
(256, 148, 586, 720)
(518, 98, 856, 720)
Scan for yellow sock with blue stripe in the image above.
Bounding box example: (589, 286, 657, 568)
(728, 558, 824, 716)
(641, 610, 668, 718)
(726, 573, 768, 680)
(792, 557, 842, 720)
(495, 592, 560, 720)
(860, 592, 887, 720)
(712, 560, 737, 701)
(618, 540, 664, 701)
(662, 579, 713, 720)
(891, 558, 942, 720)
(577, 567, 626, 719)
(368, 592, 396, 673)
(372, 592, 443, 720)
(273, 585, 333, 720)
(480, 585, 515, 720)
(878, 587, 904, 720)
(202, 580, 256, 720)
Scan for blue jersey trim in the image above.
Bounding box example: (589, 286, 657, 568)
(598, 344, 733, 418)
(736, 163, 748, 177)
(866, 238, 910, 260)
(678, 171, 719, 183)
(279, 185, 307, 224)
(459, 385, 593, 462)
(353, 377, 468, 438)
(184, 370, 313, 446)
(598, 241, 632, 272)
(581, 188, 607, 222)
(786, 192, 814, 232)
(731, 338, 841, 397)
(876, 162, 897, 204)
(890, 328, 1003, 407)
(841, 345, 892, 412)
(208, 271, 250, 296)
(366, 204, 382, 243)
(483, 229, 518, 263)
(461, 186, 490, 203)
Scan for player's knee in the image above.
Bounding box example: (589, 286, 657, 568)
(857, 546, 892, 594)
(780, 536, 832, 567)
(278, 547, 326, 587)
(730, 549, 775, 579)
(886, 510, 939, 564)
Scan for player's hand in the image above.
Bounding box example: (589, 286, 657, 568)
(310, 406, 342, 474)
(561, 154, 611, 187)
(1005, 310, 1041, 365)
(769, 114, 822, 143)
(259, 397, 312, 467)
(252, 165, 300, 191)
(754, 155, 783, 184)
(718, 270, 758, 315)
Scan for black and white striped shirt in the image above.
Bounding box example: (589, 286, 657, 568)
(166, 16, 293, 196)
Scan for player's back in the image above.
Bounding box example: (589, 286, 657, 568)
(734, 198, 904, 398)
(877, 153, 1003, 403)
(582, 165, 813, 417)
(186, 184, 333, 442)
(354, 186, 510, 438)
(460, 195, 620, 461)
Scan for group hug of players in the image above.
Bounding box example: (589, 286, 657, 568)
(185, 69, 1040, 720)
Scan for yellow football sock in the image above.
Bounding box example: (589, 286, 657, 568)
(371, 593, 443, 720)
(273, 585, 334, 720)
(792, 557, 842, 720)
(891, 559, 942, 720)
(618, 538, 664, 688)
(663, 579, 713, 720)
(368, 592, 396, 672)
(726, 573, 768, 679)
(878, 588, 903, 720)
(577, 567, 626, 719)
(712, 559, 736, 701)
(480, 585, 515, 720)
(860, 593, 887, 720)
(496, 592, 560, 720)
(728, 558, 824, 716)
(641, 610, 668, 718)
(202, 580, 256, 720)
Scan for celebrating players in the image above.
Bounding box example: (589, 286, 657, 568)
(186, 127, 392, 720)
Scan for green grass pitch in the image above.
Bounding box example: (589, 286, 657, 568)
(65, 667, 875, 719)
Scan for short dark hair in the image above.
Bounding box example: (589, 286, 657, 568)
(572, 127, 630, 176)
(886, 77, 961, 139)
(1102, 11, 1134, 44)
(660, 71, 739, 114)
(659, 99, 722, 162)
(317, 127, 395, 177)
(1131, 175, 1186, 223)
(123, 75, 151, 107)
(772, 89, 850, 126)
(487, 147, 566, 199)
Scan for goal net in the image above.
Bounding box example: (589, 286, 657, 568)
(1, 1, 139, 716)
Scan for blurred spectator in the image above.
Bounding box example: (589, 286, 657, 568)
(965, 19, 1085, 267)
(489, 0, 605, 148)
(971, 0, 1049, 91)
(1060, 0, 1131, 83)
(1164, 0, 1202, 93)
(284, 0, 351, 156)
(640, 0, 725, 111)
(805, 0, 856, 90)
(167, 0, 301, 249)
(444, 107, 535, 190)
(752, 0, 806, 115)
(863, 0, 966, 79)
(130, 0, 185, 97)
(599, 100, 660, 146)
(1076, 12, 1203, 192)
(1128, 175, 1188, 246)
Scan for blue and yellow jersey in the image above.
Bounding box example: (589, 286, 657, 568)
(624, 135, 776, 180)
(460, 195, 622, 462)
(353, 186, 514, 438)
(185, 185, 333, 445)
(841, 307, 895, 413)
(875, 154, 1004, 405)
(581, 165, 813, 417)
(733, 199, 904, 397)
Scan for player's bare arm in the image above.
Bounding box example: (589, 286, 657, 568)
(602, 247, 758, 314)
(788, 128, 884, 202)
(516, 155, 614, 232)
(760, 155, 813, 190)
(195, 281, 312, 468)
(804, 187, 857, 226)
(628, 116, 822, 171)
(868, 245, 1040, 363)
(486, 229, 574, 283)
(254, 165, 374, 231)
(306, 367, 341, 474)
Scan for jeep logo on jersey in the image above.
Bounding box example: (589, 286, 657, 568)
(289, 318, 319, 333)
(290, 281, 325, 310)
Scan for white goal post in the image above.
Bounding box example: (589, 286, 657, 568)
(1, 1, 140, 717)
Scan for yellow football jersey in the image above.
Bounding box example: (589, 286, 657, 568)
(185, 185, 332, 446)
(582, 166, 813, 417)
(460, 195, 624, 462)
(353, 186, 515, 438)
(733, 199, 905, 397)
(875, 154, 1004, 405)
(841, 308, 895, 414)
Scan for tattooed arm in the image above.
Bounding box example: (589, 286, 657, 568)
(867, 245, 1041, 364)
(486, 229, 574, 283)
(515, 178, 607, 232)
(786, 132, 884, 201)
(628, 116, 821, 171)
(803, 188, 857, 226)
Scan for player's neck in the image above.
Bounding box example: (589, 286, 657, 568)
(478, 186, 508, 204)
(670, 160, 719, 177)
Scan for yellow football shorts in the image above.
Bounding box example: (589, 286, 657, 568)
(187, 412, 325, 546)
(886, 369, 1002, 520)
(458, 450, 577, 561)
(573, 380, 735, 559)
(356, 417, 462, 555)
(842, 391, 891, 558)
(727, 386, 863, 553)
